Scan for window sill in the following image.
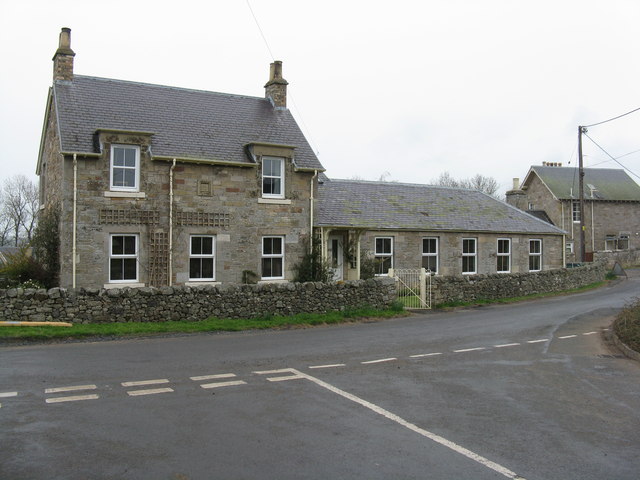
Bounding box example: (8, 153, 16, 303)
(258, 198, 291, 205)
(104, 191, 146, 199)
(103, 282, 145, 289)
(185, 281, 220, 287)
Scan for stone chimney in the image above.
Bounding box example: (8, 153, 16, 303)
(505, 177, 528, 210)
(264, 61, 288, 108)
(52, 27, 75, 81)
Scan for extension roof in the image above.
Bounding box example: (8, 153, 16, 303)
(48, 75, 323, 170)
(524, 166, 640, 201)
(316, 179, 565, 234)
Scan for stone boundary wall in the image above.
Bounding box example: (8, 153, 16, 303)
(0, 278, 397, 324)
(430, 262, 608, 305)
(594, 248, 640, 269)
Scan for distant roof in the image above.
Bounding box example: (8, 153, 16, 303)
(526, 210, 555, 225)
(525, 166, 640, 201)
(51, 75, 323, 170)
(317, 179, 565, 234)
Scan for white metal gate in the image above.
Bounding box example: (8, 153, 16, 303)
(389, 268, 431, 309)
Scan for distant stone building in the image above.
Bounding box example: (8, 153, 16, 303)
(37, 28, 567, 289)
(506, 163, 640, 265)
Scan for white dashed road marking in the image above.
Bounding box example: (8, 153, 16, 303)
(526, 339, 549, 344)
(254, 369, 305, 382)
(190, 373, 237, 381)
(410, 352, 443, 358)
(583, 331, 598, 336)
(0, 391, 18, 408)
(308, 364, 346, 369)
(45, 384, 99, 404)
(291, 368, 526, 480)
(453, 347, 486, 353)
(190, 373, 247, 389)
(494, 343, 521, 348)
(361, 357, 397, 365)
(558, 335, 577, 339)
(45, 384, 97, 394)
(122, 379, 173, 396)
(121, 379, 170, 387)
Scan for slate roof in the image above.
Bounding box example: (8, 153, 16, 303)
(52, 75, 323, 170)
(316, 179, 565, 234)
(525, 166, 640, 201)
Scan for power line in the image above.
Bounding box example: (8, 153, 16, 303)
(246, 0, 275, 60)
(588, 147, 640, 167)
(583, 132, 640, 180)
(584, 106, 640, 128)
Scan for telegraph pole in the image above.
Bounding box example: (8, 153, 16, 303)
(578, 126, 587, 262)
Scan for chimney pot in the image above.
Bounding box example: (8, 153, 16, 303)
(52, 27, 75, 81)
(264, 60, 288, 108)
(512, 178, 520, 190)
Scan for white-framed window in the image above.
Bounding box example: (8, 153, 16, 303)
(566, 241, 574, 254)
(374, 237, 393, 275)
(110, 145, 140, 192)
(605, 235, 616, 251)
(109, 234, 138, 282)
(422, 237, 438, 274)
(462, 238, 476, 274)
(529, 239, 542, 272)
(497, 238, 511, 273)
(618, 234, 630, 250)
(262, 157, 285, 199)
(189, 235, 215, 281)
(572, 200, 580, 223)
(262, 236, 284, 279)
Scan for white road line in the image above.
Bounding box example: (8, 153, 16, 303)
(45, 384, 97, 394)
(190, 373, 237, 381)
(200, 380, 247, 389)
(253, 368, 305, 382)
(121, 379, 169, 387)
(410, 352, 443, 358)
(583, 331, 598, 336)
(453, 347, 486, 353)
(45, 394, 99, 404)
(558, 335, 577, 339)
(308, 364, 346, 369)
(0, 392, 18, 398)
(494, 343, 521, 348)
(526, 339, 548, 344)
(127, 388, 174, 397)
(292, 369, 526, 480)
(361, 358, 397, 365)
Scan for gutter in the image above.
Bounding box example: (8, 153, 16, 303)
(169, 159, 176, 286)
(72, 153, 77, 288)
(309, 170, 318, 253)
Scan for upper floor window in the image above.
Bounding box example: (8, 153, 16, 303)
(462, 238, 476, 274)
(529, 239, 542, 272)
(189, 235, 215, 281)
(497, 238, 511, 273)
(110, 145, 140, 192)
(374, 237, 393, 275)
(421, 237, 438, 274)
(572, 200, 580, 223)
(109, 234, 138, 283)
(262, 157, 284, 199)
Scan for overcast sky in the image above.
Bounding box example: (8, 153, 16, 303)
(1, 0, 639, 195)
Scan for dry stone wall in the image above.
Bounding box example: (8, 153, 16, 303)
(0, 278, 397, 324)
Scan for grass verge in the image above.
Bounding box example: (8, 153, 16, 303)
(433, 280, 608, 309)
(613, 299, 640, 353)
(0, 303, 406, 342)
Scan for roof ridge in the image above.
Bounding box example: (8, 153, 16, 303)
(66, 74, 267, 102)
(326, 177, 478, 192)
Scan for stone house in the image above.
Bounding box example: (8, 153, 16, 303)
(315, 178, 566, 280)
(37, 28, 324, 289)
(37, 28, 567, 289)
(506, 163, 640, 264)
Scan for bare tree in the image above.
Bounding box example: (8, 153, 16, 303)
(1, 175, 39, 246)
(431, 171, 501, 199)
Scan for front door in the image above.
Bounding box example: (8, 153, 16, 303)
(328, 235, 344, 281)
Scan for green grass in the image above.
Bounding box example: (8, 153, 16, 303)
(614, 300, 640, 353)
(0, 304, 406, 342)
(434, 280, 608, 309)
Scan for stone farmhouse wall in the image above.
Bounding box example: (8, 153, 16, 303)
(0, 278, 396, 324)
(429, 261, 607, 305)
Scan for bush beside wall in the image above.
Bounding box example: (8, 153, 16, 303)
(0, 278, 397, 324)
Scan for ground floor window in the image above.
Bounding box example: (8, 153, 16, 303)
(497, 238, 511, 273)
(566, 241, 574, 255)
(374, 237, 393, 275)
(189, 235, 215, 281)
(529, 239, 542, 272)
(421, 237, 438, 273)
(462, 238, 476, 274)
(605, 235, 616, 251)
(618, 234, 630, 250)
(109, 234, 138, 282)
(262, 236, 284, 279)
